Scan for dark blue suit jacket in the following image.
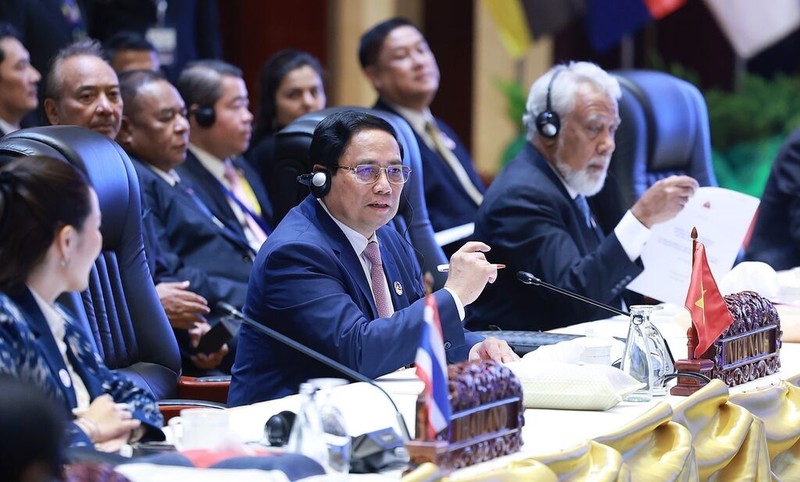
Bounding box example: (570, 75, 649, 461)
(228, 196, 483, 405)
(0, 287, 163, 446)
(176, 150, 273, 246)
(373, 99, 484, 235)
(746, 127, 800, 270)
(466, 143, 642, 331)
(133, 159, 254, 309)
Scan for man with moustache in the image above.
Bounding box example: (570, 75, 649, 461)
(466, 62, 699, 331)
(360, 18, 485, 255)
(229, 111, 517, 404)
(118, 69, 246, 375)
(0, 23, 40, 135)
(175, 60, 272, 254)
(44, 40, 211, 341)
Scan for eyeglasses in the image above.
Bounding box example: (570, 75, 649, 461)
(336, 164, 412, 184)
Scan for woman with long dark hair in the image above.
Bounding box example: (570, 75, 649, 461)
(247, 50, 326, 222)
(0, 155, 162, 452)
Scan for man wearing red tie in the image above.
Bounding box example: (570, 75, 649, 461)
(229, 111, 516, 405)
(175, 59, 273, 256)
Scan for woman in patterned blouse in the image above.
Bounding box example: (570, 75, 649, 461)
(0, 155, 162, 452)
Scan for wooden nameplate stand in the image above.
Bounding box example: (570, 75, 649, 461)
(671, 291, 782, 396)
(405, 360, 524, 472)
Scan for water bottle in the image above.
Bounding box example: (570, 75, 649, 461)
(640, 306, 675, 396)
(309, 378, 351, 478)
(621, 306, 655, 401)
(287, 383, 329, 468)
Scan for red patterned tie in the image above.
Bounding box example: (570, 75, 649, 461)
(363, 241, 392, 318)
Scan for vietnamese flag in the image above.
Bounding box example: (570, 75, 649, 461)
(685, 231, 734, 358)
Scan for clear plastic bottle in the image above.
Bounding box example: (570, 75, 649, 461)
(287, 383, 329, 468)
(621, 306, 656, 401)
(640, 307, 675, 396)
(309, 378, 351, 477)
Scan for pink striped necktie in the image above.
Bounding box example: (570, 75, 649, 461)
(223, 161, 267, 246)
(363, 241, 393, 318)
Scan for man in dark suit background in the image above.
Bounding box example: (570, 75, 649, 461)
(746, 126, 800, 270)
(359, 18, 485, 256)
(0, 23, 40, 136)
(117, 69, 241, 375)
(43, 39, 211, 343)
(229, 111, 516, 405)
(175, 60, 273, 255)
(467, 62, 698, 332)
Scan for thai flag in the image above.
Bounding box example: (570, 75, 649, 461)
(415, 294, 451, 438)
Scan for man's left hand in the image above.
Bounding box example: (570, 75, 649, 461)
(469, 337, 519, 363)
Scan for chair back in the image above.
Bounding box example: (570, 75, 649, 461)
(272, 106, 448, 288)
(591, 70, 717, 232)
(0, 126, 181, 399)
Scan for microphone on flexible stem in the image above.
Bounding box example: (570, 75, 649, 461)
(216, 302, 412, 442)
(516, 271, 630, 317)
(516, 271, 675, 366)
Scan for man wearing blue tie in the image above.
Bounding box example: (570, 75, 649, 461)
(118, 69, 258, 375)
(467, 62, 699, 332)
(229, 111, 517, 405)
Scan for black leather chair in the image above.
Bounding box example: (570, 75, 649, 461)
(0, 126, 227, 410)
(271, 106, 449, 289)
(590, 70, 718, 234)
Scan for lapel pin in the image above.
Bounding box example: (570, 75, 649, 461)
(394, 281, 403, 296)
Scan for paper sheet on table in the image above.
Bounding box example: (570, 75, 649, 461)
(626, 187, 759, 305)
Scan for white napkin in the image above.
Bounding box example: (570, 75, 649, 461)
(506, 360, 644, 411)
(719, 261, 778, 299)
(522, 336, 625, 366)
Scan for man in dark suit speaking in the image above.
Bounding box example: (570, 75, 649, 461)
(467, 62, 698, 332)
(229, 111, 517, 405)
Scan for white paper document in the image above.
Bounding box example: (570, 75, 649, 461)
(626, 187, 759, 305)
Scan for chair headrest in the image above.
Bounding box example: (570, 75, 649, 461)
(0, 126, 140, 250)
(615, 71, 705, 172)
(274, 106, 417, 169)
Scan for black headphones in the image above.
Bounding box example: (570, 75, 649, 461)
(191, 106, 216, 128)
(297, 169, 331, 198)
(535, 68, 565, 138)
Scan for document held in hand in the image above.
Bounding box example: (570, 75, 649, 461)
(627, 187, 759, 305)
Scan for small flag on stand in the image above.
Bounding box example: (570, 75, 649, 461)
(685, 228, 734, 358)
(415, 294, 451, 439)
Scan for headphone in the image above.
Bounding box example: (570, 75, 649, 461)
(297, 169, 330, 198)
(191, 106, 216, 128)
(535, 68, 565, 138)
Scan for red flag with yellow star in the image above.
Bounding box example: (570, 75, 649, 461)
(685, 232, 734, 358)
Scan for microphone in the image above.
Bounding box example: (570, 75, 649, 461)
(516, 271, 629, 317)
(516, 271, 675, 366)
(216, 302, 412, 443)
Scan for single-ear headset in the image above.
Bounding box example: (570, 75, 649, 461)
(297, 169, 331, 198)
(535, 68, 565, 138)
(191, 106, 216, 128)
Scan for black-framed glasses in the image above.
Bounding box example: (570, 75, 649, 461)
(336, 164, 412, 184)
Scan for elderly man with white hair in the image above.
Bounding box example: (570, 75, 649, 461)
(467, 61, 699, 331)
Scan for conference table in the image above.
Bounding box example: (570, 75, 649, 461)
(118, 302, 800, 481)
(217, 303, 800, 480)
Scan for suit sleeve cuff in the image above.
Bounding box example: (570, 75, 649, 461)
(442, 287, 466, 321)
(614, 210, 651, 261)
